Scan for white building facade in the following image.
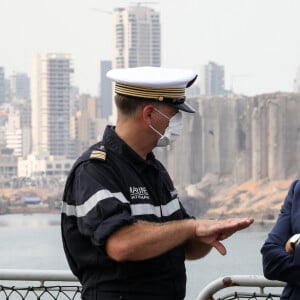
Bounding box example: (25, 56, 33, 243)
(112, 5, 161, 69)
(110, 5, 161, 122)
(5, 112, 23, 157)
(18, 154, 74, 177)
(2, 107, 31, 158)
(31, 53, 73, 157)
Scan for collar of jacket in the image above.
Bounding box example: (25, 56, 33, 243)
(103, 125, 160, 173)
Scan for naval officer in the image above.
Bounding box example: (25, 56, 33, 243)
(61, 66, 254, 300)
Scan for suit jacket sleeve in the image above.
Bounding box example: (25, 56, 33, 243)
(261, 180, 300, 286)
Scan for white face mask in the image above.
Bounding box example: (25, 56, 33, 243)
(149, 108, 183, 147)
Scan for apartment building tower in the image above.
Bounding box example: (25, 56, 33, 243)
(199, 61, 225, 96)
(31, 53, 73, 157)
(112, 5, 161, 69)
(110, 5, 161, 122)
(10, 72, 30, 101)
(5, 111, 31, 158)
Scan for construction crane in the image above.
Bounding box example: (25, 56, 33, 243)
(90, 2, 159, 15)
(130, 2, 159, 6)
(91, 1, 159, 12)
(90, 8, 112, 15)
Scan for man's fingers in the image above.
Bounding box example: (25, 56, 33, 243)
(194, 218, 254, 243)
(222, 218, 254, 231)
(235, 218, 254, 231)
(218, 218, 254, 240)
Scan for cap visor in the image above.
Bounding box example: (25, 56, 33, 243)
(175, 102, 196, 113)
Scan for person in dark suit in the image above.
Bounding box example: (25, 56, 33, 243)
(261, 180, 300, 299)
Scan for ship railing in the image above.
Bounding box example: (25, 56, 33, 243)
(196, 274, 286, 300)
(0, 269, 81, 300)
(0, 270, 286, 300)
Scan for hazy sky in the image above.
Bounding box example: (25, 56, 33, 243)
(1, 0, 300, 96)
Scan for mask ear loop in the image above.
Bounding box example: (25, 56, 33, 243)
(154, 108, 170, 120)
(149, 107, 174, 140)
(149, 124, 163, 138)
(148, 107, 169, 137)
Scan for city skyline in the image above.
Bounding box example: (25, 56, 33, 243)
(1, 0, 300, 96)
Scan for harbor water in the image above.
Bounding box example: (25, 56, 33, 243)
(0, 214, 274, 300)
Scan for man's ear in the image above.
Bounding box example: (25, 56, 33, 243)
(142, 104, 155, 125)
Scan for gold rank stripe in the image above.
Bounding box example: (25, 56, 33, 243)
(115, 83, 185, 101)
(90, 150, 106, 160)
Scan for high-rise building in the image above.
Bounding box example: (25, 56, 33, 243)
(10, 72, 30, 101)
(5, 111, 31, 157)
(110, 5, 161, 122)
(5, 79, 11, 103)
(99, 60, 112, 119)
(199, 61, 225, 96)
(0, 67, 5, 105)
(70, 95, 100, 156)
(112, 5, 161, 69)
(31, 53, 73, 157)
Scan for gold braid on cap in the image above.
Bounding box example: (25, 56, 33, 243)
(115, 83, 185, 102)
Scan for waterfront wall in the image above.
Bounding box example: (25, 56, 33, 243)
(155, 92, 300, 187)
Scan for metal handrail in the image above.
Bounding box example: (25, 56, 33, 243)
(0, 270, 286, 300)
(196, 275, 286, 300)
(0, 269, 81, 300)
(0, 269, 78, 282)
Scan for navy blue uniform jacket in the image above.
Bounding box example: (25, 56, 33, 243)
(261, 180, 300, 299)
(61, 126, 191, 300)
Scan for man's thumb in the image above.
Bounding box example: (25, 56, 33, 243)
(211, 241, 227, 256)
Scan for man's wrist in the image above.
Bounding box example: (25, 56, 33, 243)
(187, 218, 197, 238)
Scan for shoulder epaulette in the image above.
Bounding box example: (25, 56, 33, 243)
(90, 145, 106, 161)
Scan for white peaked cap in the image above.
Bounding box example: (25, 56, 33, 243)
(106, 66, 198, 113)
